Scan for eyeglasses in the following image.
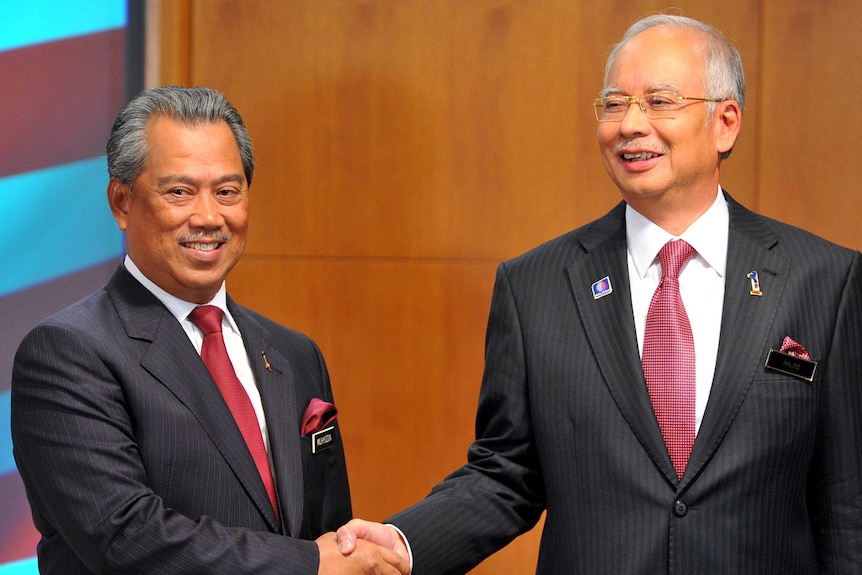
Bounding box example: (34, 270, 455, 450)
(593, 91, 725, 122)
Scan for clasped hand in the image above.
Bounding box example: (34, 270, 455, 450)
(316, 520, 409, 575)
(316, 519, 411, 575)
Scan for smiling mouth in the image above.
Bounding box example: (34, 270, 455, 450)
(621, 152, 662, 161)
(180, 230, 230, 252)
(182, 241, 222, 251)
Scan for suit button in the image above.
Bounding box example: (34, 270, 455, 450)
(672, 500, 688, 517)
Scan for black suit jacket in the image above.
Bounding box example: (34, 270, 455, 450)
(390, 194, 862, 574)
(11, 266, 351, 574)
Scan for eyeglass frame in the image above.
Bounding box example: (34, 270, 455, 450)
(592, 91, 727, 122)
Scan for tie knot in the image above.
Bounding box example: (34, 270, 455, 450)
(188, 305, 224, 335)
(659, 240, 695, 279)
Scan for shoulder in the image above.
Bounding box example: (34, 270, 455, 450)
(29, 287, 115, 335)
(729, 198, 859, 269)
(13, 287, 123, 372)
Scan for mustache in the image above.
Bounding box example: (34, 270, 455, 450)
(178, 230, 231, 243)
(613, 138, 670, 155)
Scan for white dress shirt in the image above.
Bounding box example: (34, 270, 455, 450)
(626, 187, 728, 433)
(123, 256, 272, 453)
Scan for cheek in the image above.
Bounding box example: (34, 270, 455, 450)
(674, 134, 714, 169)
(597, 124, 616, 148)
(226, 206, 249, 234)
(133, 200, 186, 230)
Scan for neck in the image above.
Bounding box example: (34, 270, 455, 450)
(626, 185, 719, 236)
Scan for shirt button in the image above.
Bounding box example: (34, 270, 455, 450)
(672, 500, 688, 517)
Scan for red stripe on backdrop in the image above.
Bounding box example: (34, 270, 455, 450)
(0, 29, 126, 179)
(0, 472, 39, 564)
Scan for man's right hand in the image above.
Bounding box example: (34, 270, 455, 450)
(316, 531, 409, 575)
(335, 519, 410, 567)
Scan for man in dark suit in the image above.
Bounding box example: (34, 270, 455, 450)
(11, 86, 407, 575)
(336, 14, 862, 574)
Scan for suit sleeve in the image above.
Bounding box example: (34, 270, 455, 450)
(809, 250, 862, 571)
(388, 263, 545, 575)
(11, 320, 320, 575)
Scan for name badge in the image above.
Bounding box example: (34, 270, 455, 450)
(311, 426, 335, 454)
(764, 349, 817, 382)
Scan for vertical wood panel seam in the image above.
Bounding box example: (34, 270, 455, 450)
(750, 0, 766, 213)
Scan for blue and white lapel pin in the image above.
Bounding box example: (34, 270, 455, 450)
(591, 276, 613, 300)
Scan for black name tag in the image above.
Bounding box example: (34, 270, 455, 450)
(764, 349, 817, 382)
(311, 426, 335, 454)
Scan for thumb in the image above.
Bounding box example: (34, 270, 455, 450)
(336, 523, 358, 555)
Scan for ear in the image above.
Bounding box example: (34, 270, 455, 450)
(714, 99, 742, 156)
(107, 178, 131, 231)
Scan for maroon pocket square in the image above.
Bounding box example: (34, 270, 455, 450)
(301, 398, 338, 435)
(778, 336, 810, 360)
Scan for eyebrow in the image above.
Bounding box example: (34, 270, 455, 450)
(600, 83, 681, 98)
(156, 173, 247, 188)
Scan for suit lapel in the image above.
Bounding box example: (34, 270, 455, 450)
(107, 268, 281, 531)
(566, 204, 678, 483)
(683, 197, 788, 485)
(230, 302, 305, 537)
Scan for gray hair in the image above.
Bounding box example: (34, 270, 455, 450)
(605, 15, 745, 158)
(106, 86, 255, 186)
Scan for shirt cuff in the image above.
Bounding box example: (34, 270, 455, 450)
(385, 523, 414, 574)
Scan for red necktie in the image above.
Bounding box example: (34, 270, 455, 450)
(188, 305, 279, 520)
(642, 240, 696, 479)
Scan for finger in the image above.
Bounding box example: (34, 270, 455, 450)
(378, 546, 410, 575)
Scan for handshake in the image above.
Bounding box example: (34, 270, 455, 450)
(316, 519, 411, 575)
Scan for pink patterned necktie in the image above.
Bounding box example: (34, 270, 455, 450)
(188, 305, 279, 520)
(642, 240, 696, 479)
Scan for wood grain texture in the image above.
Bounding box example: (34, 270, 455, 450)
(758, 1, 862, 250)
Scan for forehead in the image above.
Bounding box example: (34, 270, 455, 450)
(143, 117, 243, 170)
(145, 116, 235, 147)
(606, 26, 707, 95)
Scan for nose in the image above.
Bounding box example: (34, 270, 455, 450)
(189, 191, 225, 230)
(618, 98, 651, 136)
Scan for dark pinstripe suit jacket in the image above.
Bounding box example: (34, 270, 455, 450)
(11, 266, 351, 574)
(390, 193, 862, 574)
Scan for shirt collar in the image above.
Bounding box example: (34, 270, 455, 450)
(123, 255, 238, 332)
(626, 186, 729, 279)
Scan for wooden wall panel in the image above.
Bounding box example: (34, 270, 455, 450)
(759, 1, 862, 250)
(144, 0, 191, 86)
(188, 1, 763, 262)
(192, 1, 607, 261)
(229, 259, 495, 510)
(146, 0, 858, 572)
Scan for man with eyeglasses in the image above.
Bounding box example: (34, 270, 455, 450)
(336, 13, 862, 574)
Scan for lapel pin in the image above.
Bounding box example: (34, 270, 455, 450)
(260, 350, 272, 372)
(747, 271, 763, 296)
(591, 276, 613, 300)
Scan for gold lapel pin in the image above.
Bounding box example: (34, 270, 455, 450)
(747, 271, 763, 296)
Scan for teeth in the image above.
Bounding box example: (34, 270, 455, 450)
(185, 242, 219, 251)
(623, 152, 659, 161)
